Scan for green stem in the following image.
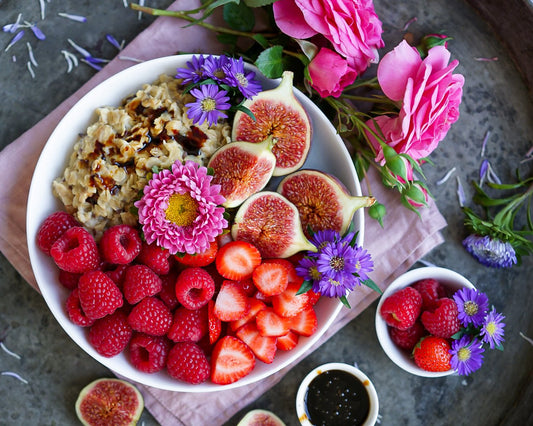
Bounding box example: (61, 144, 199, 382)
(493, 182, 533, 228)
(341, 94, 393, 104)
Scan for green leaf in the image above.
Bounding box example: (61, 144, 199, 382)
(339, 295, 351, 309)
(252, 34, 269, 49)
(203, 0, 239, 16)
(361, 278, 382, 294)
(254, 45, 284, 78)
(296, 280, 313, 295)
(217, 33, 239, 47)
(223, 2, 255, 32)
(243, 0, 276, 6)
(234, 104, 256, 122)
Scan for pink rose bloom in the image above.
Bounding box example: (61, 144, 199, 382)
(366, 40, 465, 162)
(273, 0, 384, 75)
(308, 47, 357, 97)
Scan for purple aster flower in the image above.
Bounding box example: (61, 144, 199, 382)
(462, 234, 517, 268)
(450, 335, 485, 376)
(453, 288, 489, 327)
(480, 307, 506, 349)
(310, 229, 339, 253)
(295, 255, 324, 293)
(351, 245, 374, 282)
(224, 57, 262, 99)
(315, 240, 360, 297)
(134, 160, 227, 255)
(203, 55, 232, 84)
(176, 55, 206, 84)
(185, 84, 230, 126)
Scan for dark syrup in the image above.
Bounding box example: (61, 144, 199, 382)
(305, 369, 370, 426)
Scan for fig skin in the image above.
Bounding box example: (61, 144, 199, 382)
(231, 191, 317, 259)
(277, 169, 376, 237)
(236, 409, 287, 426)
(208, 138, 277, 208)
(232, 71, 311, 177)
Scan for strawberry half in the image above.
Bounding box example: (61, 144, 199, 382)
(272, 282, 309, 318)
(175, 239, 218, 267)
(213, 281, 250, 321)
(207, 300, 222, 345)
(211, 336, 256, 385)
(276, 330, 299, 351)
(252, 262, 289, 296)
(236, 322, 277, 364)
(229, 298, 266, 332)
(256, 308, 290, 337)
(215, 240, 261, 281)
(289, 307, 318, 337)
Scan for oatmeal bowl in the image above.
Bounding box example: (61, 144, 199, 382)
(27, 54, 369, 391)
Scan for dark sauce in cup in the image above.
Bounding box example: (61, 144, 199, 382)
(304, 369, 370, 426)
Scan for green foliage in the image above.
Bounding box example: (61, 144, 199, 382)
(254, 45, 284, 78)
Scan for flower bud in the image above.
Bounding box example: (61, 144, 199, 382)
(368, 202, 386, 227)
(402, 182, 429, 208)
(417, 34, 453, 58)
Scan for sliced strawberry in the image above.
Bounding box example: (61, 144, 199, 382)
(175, 239, 218, 267)
(215, 240, 261, 281)
(276, 330, 299, 351)
(272, 282, 309, 318)
(263, 258, 300, 284)
(235, 277, 256, 297)
(306, 289, 321, 307)
(213, 281, 250, 322)
(252, 262, 289, 296)
(254, 290, 273, 305)
(211, 336, 256, 385)
(236, 322, 277, 364)
(207, 300, 222, 345)
(229, 298, 266, 332)
(289, 307, 318, 337)
(256, 308, 290, 337)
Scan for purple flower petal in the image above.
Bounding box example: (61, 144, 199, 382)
(30, 24, 46, 40)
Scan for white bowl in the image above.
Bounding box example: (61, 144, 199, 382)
(375, 266, 475, 378)
(296, 362, 379, 426)
(26, 55, 364, 392)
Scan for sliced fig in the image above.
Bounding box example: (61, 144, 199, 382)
(231, 191, 316, 259)
(208, 138, 277, 208)
(236, 409, 287, 426)
(75, 378, 144, 426)
(277, 169, 376, 237)
(232, 71, 311, 176)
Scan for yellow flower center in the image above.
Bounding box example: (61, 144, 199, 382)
(201, 97, 216, 112)
(309, 265, 321, 281)
(165, 193, 199, 227)
(457, 347, 471, 362)
(464, 301, 479, 316)
(485, 321, 496, 336)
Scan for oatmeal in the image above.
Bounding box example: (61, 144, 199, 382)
(52, 74, 231, 239)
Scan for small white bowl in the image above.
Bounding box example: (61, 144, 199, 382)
(375, 266, 475, 378)
(296, 362, 379, 426)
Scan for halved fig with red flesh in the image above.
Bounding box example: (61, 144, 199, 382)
(208, 138, 277, 208)
(277, 169, 376, 237)
(231, 191, 316, 259)
(236, 409, 287, 426)
(232, 71, 311, 176)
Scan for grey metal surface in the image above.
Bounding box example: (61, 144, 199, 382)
(0, 1, 531, 425)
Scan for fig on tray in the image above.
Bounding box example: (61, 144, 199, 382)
(232, 71, 311, 177)
(277, 169, 375, 237)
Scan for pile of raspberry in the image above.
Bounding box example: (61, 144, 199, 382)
(379, 278, 462, 373)
(36, 211, 320, 385)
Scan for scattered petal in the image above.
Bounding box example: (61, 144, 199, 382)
(29, 23, 46, 40)
(417, 258, 437, 267)
(81, 58, 102, 71)
(12, 55, 17, 62)
(123, 0, 129, 7)
(118, 55, 144, 63)
(480, 130, 491, 157)
(26, 42, 38, 67)
(58, 12, 88, 23)
(402, 16, 417, 31)
(27, 61, 36, 79)
(3, 14, 23, 33)
(138, 0, 145, 19)
(39, 0, 46, 20)
(456, 176, 466, 207)
(436, 167, 456, 185)
(67, 38, 91, 58)
(106, 34, 123, 50)
(1, 371, 29, 384)
(519, 331, 533, 346)
(479, 159, 489, 187)
(4, 30, 25, 52)
(0, 342, 22, 360)
(474, 57, 498, 62)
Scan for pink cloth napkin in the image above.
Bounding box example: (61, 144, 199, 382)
(0, 1, 447, 424)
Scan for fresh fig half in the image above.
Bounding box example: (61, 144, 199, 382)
(208, 138, 277, 208)
(75, 378, 144, 426)
(231, 191, 316, 258)
(232, 71, 311, 177)
(277, 169, 376, 237)
(236, 409, 287, 426)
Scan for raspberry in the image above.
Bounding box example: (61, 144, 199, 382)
(136, 241, 172, 275)
(127, 297, 172, 336)
(421, 297, 462, 338)
(167, 306, 208, 343)
(102, 264, 128, 289)
(158, 269, 180, 310)
(166, 342, 210, 384)
(129, 333, 171, 373)
(65, 288, 95, 327)
(175, 239, 218, 267)
(175, 267, 216, 310)
(389, 320, 426, 351)
(78, 270, 124, 320)
(380, 286, 423, 330)
(58, 270, 81, 290)
(412, 279, 447, 310)
(36, 211, 80, 255)
(50, 227, 100, 273)
(89, 310, 132, 357)
(122, 264, 162, 305)
(99, 224, 142, 265)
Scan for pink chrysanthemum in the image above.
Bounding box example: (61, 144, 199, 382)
(135, 160, 227, 255)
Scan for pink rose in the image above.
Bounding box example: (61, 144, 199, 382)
(366, 40, 465, 162)
(273, 0, 384, 75)
(308, 48, 357, 98)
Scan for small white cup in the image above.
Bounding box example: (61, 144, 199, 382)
(296, 362, 379, 426)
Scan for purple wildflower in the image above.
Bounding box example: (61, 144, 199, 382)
(450, 335, 485, 376)
(295, 255, 323, 293)
(203, 55, 232, 84)
(480, 308, 506, 349)
(453, 288, 489, 327)
(185, 84, 231, 126)
(351, 245, 374, 282)
(310, 229, 339, 253)
(463, 234, 517, 268)
(315, 240, 360, 297)
(176, 55, 206, 84)
(225, 57, 262, 99)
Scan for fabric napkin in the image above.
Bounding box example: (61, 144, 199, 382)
(0, 1, 447, 425)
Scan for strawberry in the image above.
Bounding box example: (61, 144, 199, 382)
(213, 281, 250, 321)
(211, 336, 255, 385)
(175, 267, 216, 310)
(88, 310, 132, 358)
(276, 330, 299, 351)
(77, 270, 123, 320)
(252, 262, 289, 296)
(262, 258, 300, 284)
(236, 322, 277, 364)
(127, 297, 173, 336)
(99, 224, 142, 265)
(36, 211, 80, 255)
(271, 282, 309, 318)
(122, 264, 162, 305)
(167, 306, 208, 343)
(421, 297, 461, 339)
(166, 342, 211, 384)
(215, 240, 261, 281)
(379, 286, 422, 330)
(175, 239, 218, 267)
(136, 241, 172, 275)
(289, 307, 318, 337)
(412, 278, 447, 310)
(389, 320, 427, 351)
(207, 300, 222, 344)
(413, 336, 452, 372)
(50, 226, 100, 274)
(229, 298, 266, 332)
(306, 289, 321, 307)
(234, 277, 256, 297)
(129, 333, 171, 373)
(255, 308, 290, 337)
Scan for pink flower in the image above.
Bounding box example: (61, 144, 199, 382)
(135, 160, 227, 255)
(366, 40, 465, 162)
(308, 47, 357, 98)
(273, 0, 384, 75)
